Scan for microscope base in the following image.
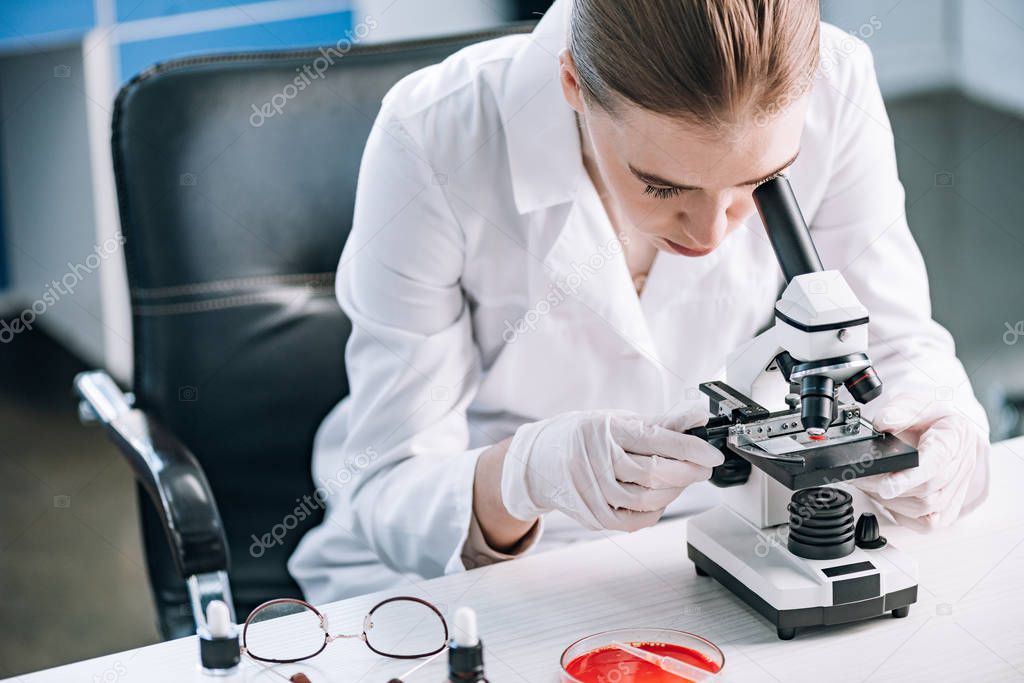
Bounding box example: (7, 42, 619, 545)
(686, 505, 918, 640)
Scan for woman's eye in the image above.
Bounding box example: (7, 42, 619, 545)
(643, 184, 683, 200)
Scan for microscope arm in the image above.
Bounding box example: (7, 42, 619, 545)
(726, 328, 786, 405)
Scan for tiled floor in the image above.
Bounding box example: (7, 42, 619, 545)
(0, 89, 1021, 678)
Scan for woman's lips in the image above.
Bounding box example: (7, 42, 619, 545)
(664, 238, 714, 257)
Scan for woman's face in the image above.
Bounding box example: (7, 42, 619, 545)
(560, 52, 809, 257)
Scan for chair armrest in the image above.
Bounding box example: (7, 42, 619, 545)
(74, 371, 230, 579)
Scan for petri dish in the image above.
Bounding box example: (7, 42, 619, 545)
(560, 628, 723, 683)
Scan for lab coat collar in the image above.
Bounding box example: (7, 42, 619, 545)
(501, 1, 664, 367)
(502, 1, 668, 369)
(500, 0, 582, 215)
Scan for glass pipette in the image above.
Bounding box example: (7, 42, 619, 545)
(610, 640, 720, 682)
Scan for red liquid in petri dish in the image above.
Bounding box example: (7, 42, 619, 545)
(565, 642, 721, 683)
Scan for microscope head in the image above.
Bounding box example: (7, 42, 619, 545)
(752, 176, 883, 433)
(771, 271, 884, 433)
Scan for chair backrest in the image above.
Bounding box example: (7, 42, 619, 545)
(111, 23, 534, 637)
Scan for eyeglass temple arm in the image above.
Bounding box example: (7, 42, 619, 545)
(74, 370, 235, 629)
(392, 648, 447, 682)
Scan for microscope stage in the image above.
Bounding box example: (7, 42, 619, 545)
(731, 428, 918, 490)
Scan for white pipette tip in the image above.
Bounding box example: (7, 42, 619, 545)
(205, 600, 233, 638)
(453, 606, 479, 647)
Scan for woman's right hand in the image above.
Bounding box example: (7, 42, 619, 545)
(499, 408, 725, 531)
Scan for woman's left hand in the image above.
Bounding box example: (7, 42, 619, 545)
(849, 392, 990, 532)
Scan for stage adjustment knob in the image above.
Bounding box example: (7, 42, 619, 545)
(855, 512, 887, 550)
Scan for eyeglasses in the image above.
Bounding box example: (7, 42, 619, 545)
(241, 596, 449, 666)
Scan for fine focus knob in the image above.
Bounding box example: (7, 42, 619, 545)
(855, 512, 887, 550)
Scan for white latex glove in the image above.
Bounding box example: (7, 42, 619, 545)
(850, 392, 991, 532)
(501, 407, 725, 532)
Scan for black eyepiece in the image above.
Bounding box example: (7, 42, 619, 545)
(753, 176, 823, 282)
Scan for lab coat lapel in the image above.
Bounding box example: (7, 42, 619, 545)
(537, 179, 662, 365)
(500, 0, 577, 214)
(499, 1, 660, 365)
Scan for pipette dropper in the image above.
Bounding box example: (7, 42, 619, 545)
(610, 641, 719, 682)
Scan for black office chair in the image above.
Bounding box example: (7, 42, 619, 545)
(75, 23, 534, 640)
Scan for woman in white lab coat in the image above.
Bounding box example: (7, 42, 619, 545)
(289, 0, 991, 603)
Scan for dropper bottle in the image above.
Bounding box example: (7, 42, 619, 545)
(447, 607, 488, 682)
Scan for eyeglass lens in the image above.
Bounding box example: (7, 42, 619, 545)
(364, 598, 447, 658)
(244, 600, 326, 662)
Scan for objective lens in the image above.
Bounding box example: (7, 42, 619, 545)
(800, 375, 834, 432)
(845, 365, 883, 403)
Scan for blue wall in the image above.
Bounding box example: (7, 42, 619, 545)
(0, 1, 355, 83)
(119, 11, 354, 83)
(0, 1, 94, 42)
(118, 0, 260, 22)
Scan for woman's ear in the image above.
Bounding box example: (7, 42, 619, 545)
(558, 49, 586, 114)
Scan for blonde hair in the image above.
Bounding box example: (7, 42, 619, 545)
(568, 0, 820, 128)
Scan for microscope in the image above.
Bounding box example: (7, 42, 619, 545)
(684, 176, 919, 640)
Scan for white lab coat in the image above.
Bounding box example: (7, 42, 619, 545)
(289, 1, 988, 604)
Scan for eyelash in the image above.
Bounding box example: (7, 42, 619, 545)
(753, 171, 785, 188)
(643, 184, 683, 200)
(642, 170, 788, 200)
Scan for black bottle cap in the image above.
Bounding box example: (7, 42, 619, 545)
(448, 640, 485, 681)
(199, 634, 240, 671)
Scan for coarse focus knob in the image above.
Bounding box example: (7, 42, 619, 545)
(787, 487, 855, 560)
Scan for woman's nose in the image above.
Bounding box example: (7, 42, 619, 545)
(680, 196, 730, 246)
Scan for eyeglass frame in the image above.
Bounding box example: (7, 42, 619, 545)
(240, 596, 449, 664)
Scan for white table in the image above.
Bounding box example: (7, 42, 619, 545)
(8, 438, 1024, 683)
